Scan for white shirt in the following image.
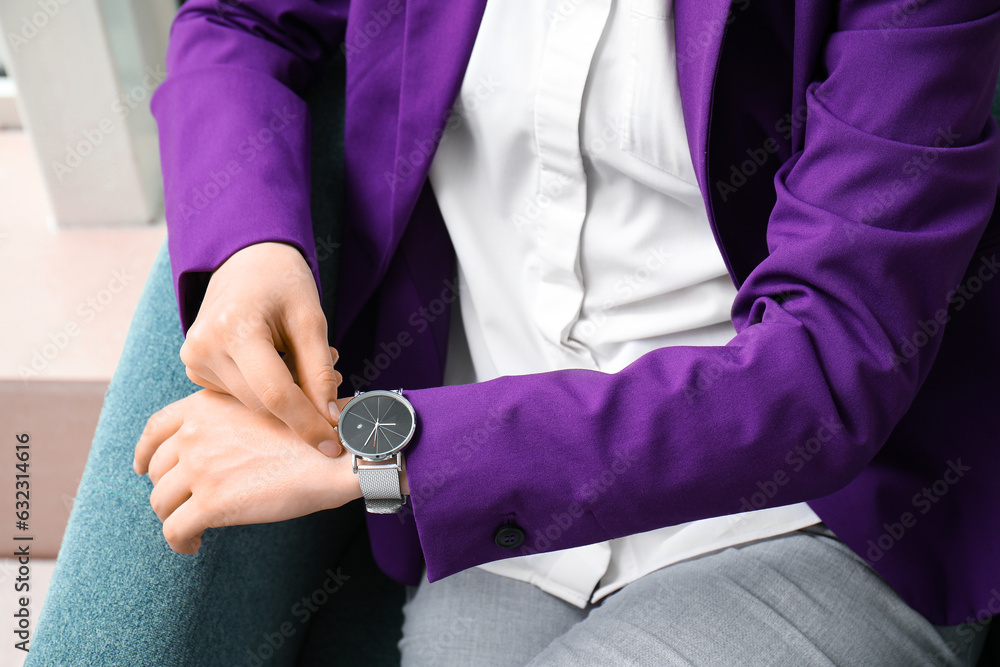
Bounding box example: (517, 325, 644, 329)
(428, 0, 821, 608)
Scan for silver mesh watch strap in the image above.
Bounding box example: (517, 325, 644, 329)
(357, 457, 405, 514)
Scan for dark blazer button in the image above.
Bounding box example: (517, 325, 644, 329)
(494, 526, 525, 549)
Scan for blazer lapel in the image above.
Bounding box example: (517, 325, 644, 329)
(333, 0, 488, 347)
(674, 0, 738, 205)
(385, 0, 488, 269)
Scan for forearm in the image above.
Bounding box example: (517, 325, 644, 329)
(150, 0, 349, 333)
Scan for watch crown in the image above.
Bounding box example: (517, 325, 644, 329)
(354, 390, 361, 397)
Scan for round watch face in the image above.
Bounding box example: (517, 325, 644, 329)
(338, 390, 416, 459)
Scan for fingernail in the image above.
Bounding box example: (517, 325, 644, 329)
(328, 400, 341, 420)
(132, 458, 140, 474)
(318, 440, 340, 457)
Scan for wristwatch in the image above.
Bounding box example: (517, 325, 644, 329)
(335, 389, 416, 514)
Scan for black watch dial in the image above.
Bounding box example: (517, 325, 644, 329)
(340, 392, 415, 458)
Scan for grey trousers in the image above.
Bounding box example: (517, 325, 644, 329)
(399, 524, 990, 666)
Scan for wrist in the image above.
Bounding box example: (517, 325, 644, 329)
(313, 451, 362, 511)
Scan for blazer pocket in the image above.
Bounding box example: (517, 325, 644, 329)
(620, 0, 698, 185)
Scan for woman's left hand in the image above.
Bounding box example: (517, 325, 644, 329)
(133, 388, 358, 555)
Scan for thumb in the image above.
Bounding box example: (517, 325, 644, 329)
(294, 338, 342, 421)
(319, 396, 353, 458)
(287, 332, 343, 448)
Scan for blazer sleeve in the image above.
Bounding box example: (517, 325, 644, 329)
(150, 0, 349, 332)
(402, 2, 1000, 582)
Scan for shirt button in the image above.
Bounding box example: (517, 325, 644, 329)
(494, 525, 525, 549)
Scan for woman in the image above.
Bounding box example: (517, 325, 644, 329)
(30, 0, 1000, 664)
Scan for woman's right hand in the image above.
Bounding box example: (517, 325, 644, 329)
(178, 241, 344, 457)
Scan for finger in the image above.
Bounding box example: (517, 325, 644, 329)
(161, 496, 206, 555)
(179, 324, 269, 408)
(135, 404, 184, 475)
(178, 328, 230, 390)
(229, 338, 338, 448)
(184, 365, 227, 394)
(283, 351, 299, 385)
(146, 439, 180, 486)
(319, 397, 353, 458)
(148, 465, 192, 522)
(285, 323, 342, 425)
(208, 358, 271, 413)
(330, 347, 344, 388)
(282, 349, 341, 394)
(285, 339, 345, 457)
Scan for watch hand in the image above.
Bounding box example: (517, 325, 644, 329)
(361, 424, 378, 452)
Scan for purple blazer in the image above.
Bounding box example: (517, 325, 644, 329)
(151, 0, 1000, 626)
